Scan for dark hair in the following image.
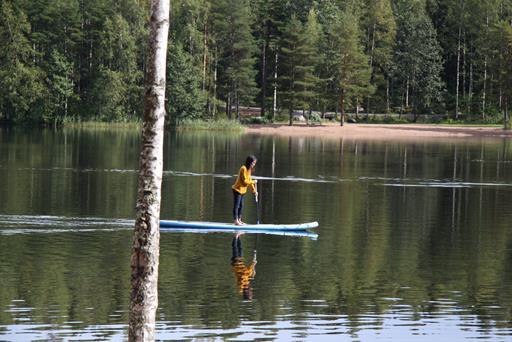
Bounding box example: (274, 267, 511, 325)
(244, 155, 257, 169)
(243, 287, 253, 301)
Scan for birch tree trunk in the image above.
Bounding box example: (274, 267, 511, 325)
(128, 0, 169, 341)
(482, 12, 489, 119)
(455, 25, 461, 119)
(260, 37, 267, 117)
(272, 51, 278, 121)
(366, 22, 376, 119)
(202, 22, 208, 92)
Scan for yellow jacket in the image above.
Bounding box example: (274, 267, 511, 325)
(232, 165, 256, 194)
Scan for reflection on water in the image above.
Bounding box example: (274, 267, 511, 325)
(231, 234, 257, 300)
(0, 127, 512, 340)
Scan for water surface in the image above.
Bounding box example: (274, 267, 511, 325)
(0, 127, 511, 341)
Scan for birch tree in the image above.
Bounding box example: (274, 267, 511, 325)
(128, 0, 169, 341)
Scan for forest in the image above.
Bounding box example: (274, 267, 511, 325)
(0, 0, 511, 125)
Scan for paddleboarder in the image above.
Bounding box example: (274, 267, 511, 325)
(232, 155, 258, 226)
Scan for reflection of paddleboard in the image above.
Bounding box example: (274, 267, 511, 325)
(160, 227, 318, 240)
(160, 220, 318, 231)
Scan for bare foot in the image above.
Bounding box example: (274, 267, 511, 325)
(234, 220, 242, 226)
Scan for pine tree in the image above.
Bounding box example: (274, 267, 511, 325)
(211, 0, 257, 119)
(278, 15, 304, 125)
(328, 8, 373, 126)
(301, 8, 323, 118)
(167, 43, 205, 124)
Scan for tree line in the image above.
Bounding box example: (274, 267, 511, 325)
(1, 0, 512, 125)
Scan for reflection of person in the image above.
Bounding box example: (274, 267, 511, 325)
(231, 233, 257, 300)
(232, 155, 258, 226)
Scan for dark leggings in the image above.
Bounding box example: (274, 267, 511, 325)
(233, 190, 244, 220)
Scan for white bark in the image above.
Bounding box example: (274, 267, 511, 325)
(455, 25, 461, 119)
(129, 0, 169, 341)
(482, 55, 487, 118)
(482, 12, 489, 119)
(273, 52, 278, 120)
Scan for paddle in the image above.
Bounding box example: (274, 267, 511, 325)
(255, 181, 260, 224)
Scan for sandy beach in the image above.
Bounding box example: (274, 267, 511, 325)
(246, 123, 512, 140)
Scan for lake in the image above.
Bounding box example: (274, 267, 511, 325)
(0, 126, 511, 341)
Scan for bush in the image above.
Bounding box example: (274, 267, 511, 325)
(240, 116, 270, 124)
(309, 112, 322, 123)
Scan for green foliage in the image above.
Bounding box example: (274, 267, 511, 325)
(176, 118, 245, 131)
(167, 44, 206, 124)
(1, 0, 512, 124)
(362, 0, 396, 111)
(240, 116, 270, 124)
(327, 7, 373, 118)
(309, 112, 322, 123)
(211, 0, 257, 119)
(45, 49, 76, 121)
(279, 12, 321, 124)
(0, 1, 45, 122)
(393, 1, 445, 114)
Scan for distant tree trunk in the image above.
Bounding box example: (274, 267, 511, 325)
(386, 78, 390, 114)
(128, 1, 169, 341)
(468, 61, 473, 115)
(482, 12, 489, 119)
(202, 22, 208, 92)
(482, 56, 487, 119)
(272, 51, 278, 121)
(366, 22, 376, 119)
(505, 100, 510, 130)
(405, 77, 409, 109)
(227, 93, 232, 119)
(213, 57, 217, 118)
(260, 37, 267, 117)
(235, 89, 240, 120)
(339, 90, 345, 126)
(455, 25, 461, 119)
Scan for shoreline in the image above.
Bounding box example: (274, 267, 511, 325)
(245, 123, 512, 140)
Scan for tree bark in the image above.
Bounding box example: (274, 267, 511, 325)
(202, 22, 208, 92)
(482, 11, 489, 119)
(260, 36, 268, 117)
(482, 56, 487, 119)
(129, 1, 169, 341)
(272, 51, 278, 121)
(386, 78, 390, 114)
(455, 25, 461, 119)
(366, 22, 376, 119)
(339, 89, 345, 126)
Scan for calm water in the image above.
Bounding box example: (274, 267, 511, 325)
(1, 127, 512, 341)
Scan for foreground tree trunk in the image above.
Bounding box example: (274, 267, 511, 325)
(129, 1, 169, 341)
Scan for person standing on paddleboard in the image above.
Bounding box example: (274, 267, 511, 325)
(232, 155, 258, 226)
